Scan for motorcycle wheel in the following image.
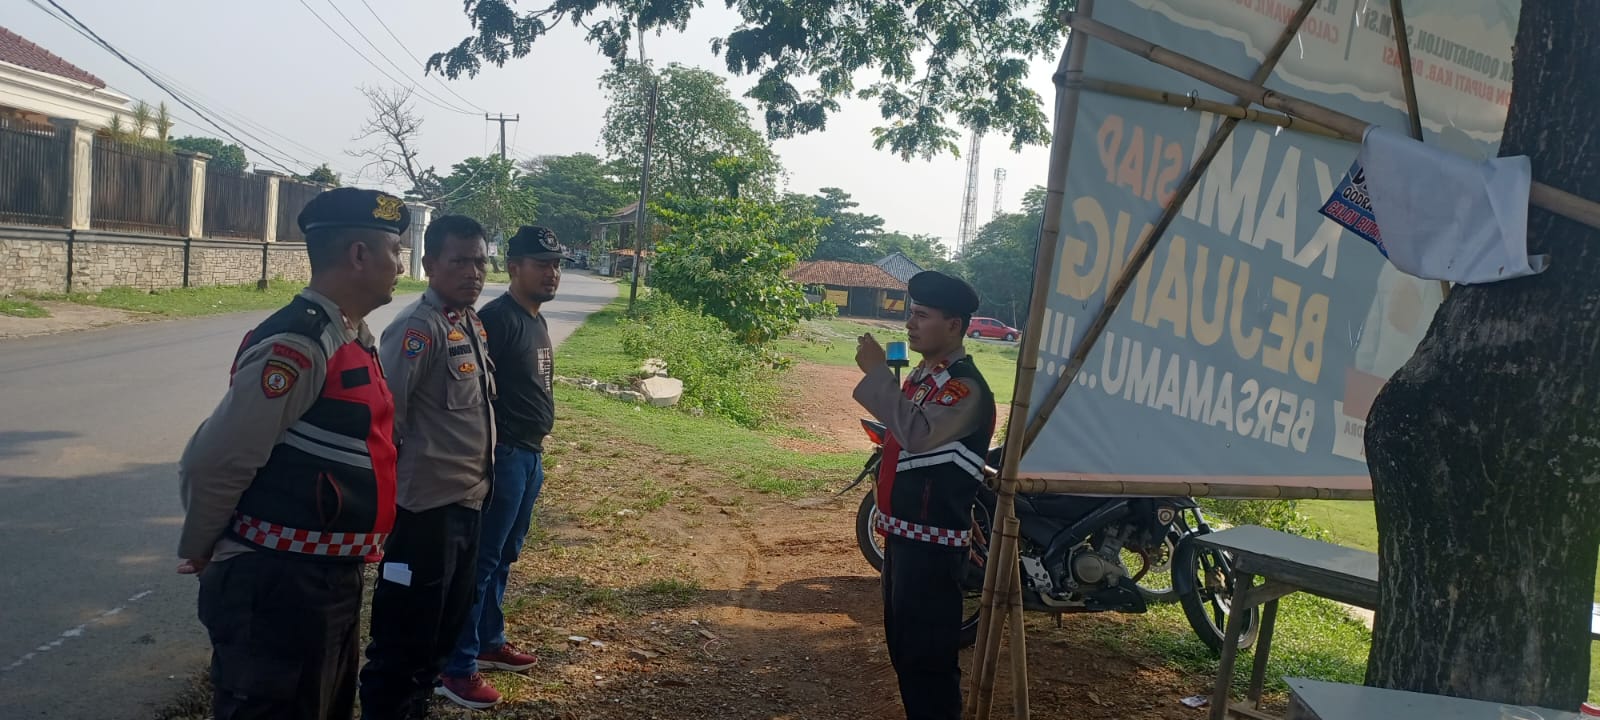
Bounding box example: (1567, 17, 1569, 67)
(1173, 536, 1259, 654)
(855, 489, 888, 572)
(1123, 533, 1180, 604)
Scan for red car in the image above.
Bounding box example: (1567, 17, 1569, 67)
(967, 316, 1019, 341)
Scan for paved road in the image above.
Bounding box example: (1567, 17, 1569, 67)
(0, 271, 618, 718)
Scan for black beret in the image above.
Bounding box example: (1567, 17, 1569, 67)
(298, 188, 410, 236)
(908, 271, 980, 316)
(507, 226, 564, 259)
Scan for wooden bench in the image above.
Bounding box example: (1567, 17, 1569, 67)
(1286, 677, 1581, 719)
(1198, 525, 1381, 720)
(1199, 525, 1600, 720)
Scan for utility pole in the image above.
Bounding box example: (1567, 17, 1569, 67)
(485, 114, 519, 159)
(628, 77, 659, 313)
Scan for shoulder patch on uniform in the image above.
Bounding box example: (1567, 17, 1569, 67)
(457, 361, 478, 374)
(271, 343, 313, 370)
(261, 359, 299, 398)
(403, 328, 429, 358)
(447, 328, 466, 342)
(934, 379, 971, 406)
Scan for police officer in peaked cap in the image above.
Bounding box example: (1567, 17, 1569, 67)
(853, 270, 996, 719)
(177, 187, 409, 720)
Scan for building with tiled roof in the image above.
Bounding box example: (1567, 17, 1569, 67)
(0, 25, 130, 129)
(787, 259, 909, 318)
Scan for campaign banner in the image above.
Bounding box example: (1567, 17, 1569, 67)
(1318, 159, 1386, 255)
(1017, 0, 1516, 493)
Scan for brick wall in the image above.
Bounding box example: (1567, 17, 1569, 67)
(0, 226, 417, 295)
(71, 234, 184, 293)
(0, 228, 69, 295)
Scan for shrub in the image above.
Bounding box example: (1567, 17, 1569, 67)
(621, 294, 780, 427)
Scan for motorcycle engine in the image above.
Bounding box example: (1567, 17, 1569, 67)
(1069, 525, 1132, 587)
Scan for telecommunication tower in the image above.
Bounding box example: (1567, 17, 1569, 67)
(956, 132, 982, 252)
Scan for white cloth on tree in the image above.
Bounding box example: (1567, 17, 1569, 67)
(1357, 125, 1545, 285)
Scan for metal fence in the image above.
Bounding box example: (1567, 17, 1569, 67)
(275, 178, 324, 243)
(0, 117, 69, 227)
(202, 169, 267, 239)
(90, 138, 189, 236)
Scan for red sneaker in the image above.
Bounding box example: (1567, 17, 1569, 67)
(435, 673, 502, 710)
(477, 642, 538, 672)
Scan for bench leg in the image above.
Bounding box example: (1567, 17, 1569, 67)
(1209, 571, 1256, 720)
(1246, 597, 1280, 707)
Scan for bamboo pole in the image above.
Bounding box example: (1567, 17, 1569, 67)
(1386, 0, 1453, 299)
(1006, 520, 1030, 720)
(1064, 13, 1600, 233)
(965, 0, 1097, 714)
(964, 511, 1007, 717)
(1067, 77, 1351, 141)
(1011, 477, 1375, 501)
(971, 521, 1017, 720)
(1021, 0, 1321, 454)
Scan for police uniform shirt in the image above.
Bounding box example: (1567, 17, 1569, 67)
(852, 349, 991, 454)
(178, 289, 374, 563)
(378, 289, 494, 512)
(477, 292, 554, 452)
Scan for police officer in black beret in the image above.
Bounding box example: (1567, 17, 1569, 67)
(178, 187, 410, 720)
(853, 271, 996, 720)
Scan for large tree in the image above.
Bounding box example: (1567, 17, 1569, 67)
(651, 194, 823, 345)
(171, 136, 248, 174)
(427, 0, 1061, 161)
(959, 186, 1043, 328)
(871, 231, 953, 272)
(1364, 1, 1600, 707)
(350, 85, 428, 192)
(436, 155, 538, 244)
(807, 186, 886, 263)
(601, 63, 780, 200)
(518, 153, 632, 246)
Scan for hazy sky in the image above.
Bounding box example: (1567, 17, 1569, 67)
(11, 0, 1065, 250)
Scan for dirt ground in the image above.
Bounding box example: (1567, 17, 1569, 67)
(0, 301, 144, 340)
(158, 361, 1221, 720)
(409, 361, 1218, 720)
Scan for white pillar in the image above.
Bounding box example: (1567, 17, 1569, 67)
(405, 201, 432, 279)
(256, 169, 284, 242)
(49, 118, 94, 230)
(175, 150, 210, 239)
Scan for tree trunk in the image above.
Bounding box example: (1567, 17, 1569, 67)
(1364, 0, 1600, 707)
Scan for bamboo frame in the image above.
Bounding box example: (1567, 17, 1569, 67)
(1020, 0, 1321, 455)
(1011, 477, 1374, 501)
(964, 0, 1097, 716)
(1067, 77, 1351, 141)
(1064, 13, 1600, 233)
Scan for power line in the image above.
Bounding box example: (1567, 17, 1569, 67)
(295, 0, 477, 116)
(319, 0, 481, 115)
(354, 0, 487, 113)
(30, 0, 316, 174)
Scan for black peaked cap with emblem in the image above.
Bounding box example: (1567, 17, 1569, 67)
(298, 187, 410, 236)
(507, 226, 564, 259)
(908, 270, 980, 317)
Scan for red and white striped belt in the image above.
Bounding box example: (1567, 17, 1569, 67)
(876, 513, 972, 547)
(233, 513, 386, 559)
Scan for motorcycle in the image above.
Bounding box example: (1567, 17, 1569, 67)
(842, 418, 1258, 653)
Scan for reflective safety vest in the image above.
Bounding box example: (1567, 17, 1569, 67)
(228, 296, 397, 561)
(874, 356, 993, 547)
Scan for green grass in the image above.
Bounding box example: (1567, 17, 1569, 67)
(1298, 500, 1600, 700)
(774, 317, 1020, 404)
(0, 297, 48, 318)
(553, 298, 864, 497)
(37, 278, 428, 318)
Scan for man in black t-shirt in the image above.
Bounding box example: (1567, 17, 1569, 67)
(437, 226, 562, 710)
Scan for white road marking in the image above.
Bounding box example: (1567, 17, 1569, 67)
(3, 588, 154, 673)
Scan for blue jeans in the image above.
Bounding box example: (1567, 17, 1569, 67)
(444, 445, 543, 677)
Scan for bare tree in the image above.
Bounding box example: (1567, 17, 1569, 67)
(349, 85, 425, 189)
